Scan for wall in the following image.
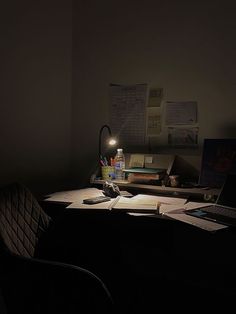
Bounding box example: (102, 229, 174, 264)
(0, 0, 72, 196)
(71, 0, 236, 186)
(0, 1, 235, 195)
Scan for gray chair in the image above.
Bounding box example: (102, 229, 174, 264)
(0, 182, 114, 314)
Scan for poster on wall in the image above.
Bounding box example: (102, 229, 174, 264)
(146, 87, 163, 137)
(165, 101, 198, 125)
(146, 107, 162, 136)
(110, 84, 148, 146)
(168, 127, 199, 147)
(164, 101, 199, 147)
(147, 88, 163, 107)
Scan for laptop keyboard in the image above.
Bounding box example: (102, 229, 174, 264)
(203, 205, 236, 218)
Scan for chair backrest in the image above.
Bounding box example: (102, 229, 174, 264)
(0, 182, 51, 258)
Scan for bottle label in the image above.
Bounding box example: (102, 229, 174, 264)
(115, 161, 125, 170)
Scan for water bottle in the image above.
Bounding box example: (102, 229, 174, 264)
(114, 148, 125, 180)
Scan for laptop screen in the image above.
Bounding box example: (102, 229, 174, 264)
(199, 138, 236, 188)
(217, 174, 236, 208)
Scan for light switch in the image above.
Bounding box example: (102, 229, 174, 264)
(145, 156, 153, 164)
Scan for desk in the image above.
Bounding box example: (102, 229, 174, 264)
(41, 190, 236, 312)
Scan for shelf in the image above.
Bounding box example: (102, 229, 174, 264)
(90, 178, 220, 200)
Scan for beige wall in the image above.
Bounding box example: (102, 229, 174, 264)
(0, 1, 235, 194)
(71, 0, 236, 185)
(0, 0, 72, 196)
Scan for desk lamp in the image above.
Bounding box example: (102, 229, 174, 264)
(99, 124, 117, 161)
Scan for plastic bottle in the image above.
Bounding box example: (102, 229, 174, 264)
(114, 148, 125, 180)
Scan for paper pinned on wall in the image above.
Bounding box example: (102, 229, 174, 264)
(110, 84, 148, 146)
(146, 107, 162, 136)
(168, 127, 199, 146)
(165, 101, 198, 125)
(147, 88, 163, 107)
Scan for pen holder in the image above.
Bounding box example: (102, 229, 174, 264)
(101, 166, 115, 180)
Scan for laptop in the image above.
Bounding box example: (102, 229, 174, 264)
(185, 174, 236, 227)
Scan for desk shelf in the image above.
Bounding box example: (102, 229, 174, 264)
(90, 177, 220, 200)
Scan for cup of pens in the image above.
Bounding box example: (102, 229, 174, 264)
(101, 166, 115, 180)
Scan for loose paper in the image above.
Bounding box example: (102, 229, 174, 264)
(45, 188, 104, 203)
(164, 209, 228, 232)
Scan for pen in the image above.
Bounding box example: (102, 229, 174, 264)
(104, 156, 108, 166)
(100, 155, 106, 166)
(100, 155, 108, 165)
(110, 157, 115, 166)
(100, 159, 105, 166)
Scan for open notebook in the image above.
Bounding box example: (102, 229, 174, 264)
(111, 194, 187, 213)
(67, 193, 187, 213)
(185, 174, 236, 227)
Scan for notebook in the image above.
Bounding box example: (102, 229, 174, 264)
(185, 174, 236, 227)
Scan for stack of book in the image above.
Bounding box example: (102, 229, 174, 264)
(123, 167, 166, 184)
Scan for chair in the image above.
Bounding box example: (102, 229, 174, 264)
(0, 182, 114, 314)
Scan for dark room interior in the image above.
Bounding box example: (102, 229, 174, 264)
(0, 0, 236, 313)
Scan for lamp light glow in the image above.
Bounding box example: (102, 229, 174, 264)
(108, 138, 117, 146)
(99, 124, 117, 161)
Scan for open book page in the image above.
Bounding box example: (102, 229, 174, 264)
(113, 196, 158, 208)
(132, 194, 187, 206)
(112, 194, 187, 213)
(159, 204, 184, 214)
(112, 196, 158, 213)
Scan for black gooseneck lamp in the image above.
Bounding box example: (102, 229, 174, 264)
(99, 125, 117, 162)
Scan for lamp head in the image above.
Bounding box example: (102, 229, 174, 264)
(108, 138, 117, 146)
(99, 124, 117, 159)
